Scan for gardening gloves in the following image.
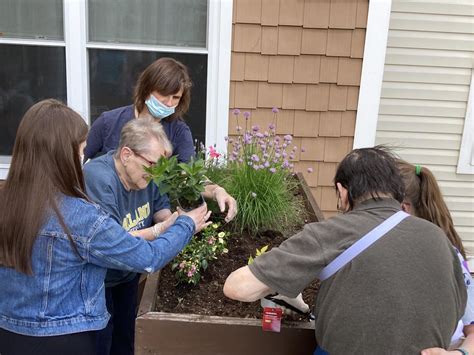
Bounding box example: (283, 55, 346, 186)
(261, 293, 310, 317)
(212, 186, 238, 223)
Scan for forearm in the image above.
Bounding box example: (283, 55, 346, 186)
(224, 266, 272, 302)
(130, 227, 155, 241)
(153, 208, 172, 223)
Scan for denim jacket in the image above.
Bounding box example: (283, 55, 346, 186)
(0, 195, 195, 336)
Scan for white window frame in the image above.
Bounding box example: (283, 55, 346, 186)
(457, 70, 474, 174)
(353, 0, 393, 149)
(0, 0, 233, 179)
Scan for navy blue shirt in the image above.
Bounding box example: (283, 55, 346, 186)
(85, 105, 195, 163)
(83, 151, 170, 286)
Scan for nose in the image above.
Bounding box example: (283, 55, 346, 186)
(163, 96, 174, 107)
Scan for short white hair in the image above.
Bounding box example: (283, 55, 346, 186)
(115, 117, 173, 158)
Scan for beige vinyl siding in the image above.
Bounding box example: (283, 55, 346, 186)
(374, 0, 474, 256)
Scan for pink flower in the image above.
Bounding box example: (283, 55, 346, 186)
(208, 237, 216, 245)
(179, 261, 186, 270)
(307, 167, 313, 173)
(208, 146, 221, 159)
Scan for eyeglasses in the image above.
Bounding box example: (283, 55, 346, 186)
(131, 149, 156, 166)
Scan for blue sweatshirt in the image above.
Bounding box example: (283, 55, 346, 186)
(84, 105, 195, 163)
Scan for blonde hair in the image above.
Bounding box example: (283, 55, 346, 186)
(115, 117, 173, 158)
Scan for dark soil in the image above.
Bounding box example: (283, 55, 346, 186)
(155, 220, 320, 323)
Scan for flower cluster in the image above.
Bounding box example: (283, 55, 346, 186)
(171, 223, 230, 285)
(216, 108, 308, 233)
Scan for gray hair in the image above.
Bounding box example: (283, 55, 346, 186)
(115, 117, 173, 158)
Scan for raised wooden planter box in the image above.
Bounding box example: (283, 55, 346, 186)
(135, 173, 323, 355)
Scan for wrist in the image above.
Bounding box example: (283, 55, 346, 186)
(152, 222, 163, 239)
(454, 348, 469, 355)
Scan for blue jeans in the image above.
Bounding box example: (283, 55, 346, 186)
(96, 274, 140, 355)
(314, 346, 329, 355)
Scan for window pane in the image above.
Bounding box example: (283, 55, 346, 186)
(89, 49, 207, 144)
(88, 0, 207, 48)
(0, 44, 66, 156)
(0, 0, 63, 40)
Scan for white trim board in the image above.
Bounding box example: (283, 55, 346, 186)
(457, 70, 474, 174)
(353, 0, 393, 149)
(205, 0, 233, 153)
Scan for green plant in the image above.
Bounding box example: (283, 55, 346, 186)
(248, 245, 269, 265)
(220, 108, 307, 233)
(146, 155, 208, 209)
(171, 223, 230, 285)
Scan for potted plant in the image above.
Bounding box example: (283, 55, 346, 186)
(145, 155, 207, 210)
(135, 109, 323, 355)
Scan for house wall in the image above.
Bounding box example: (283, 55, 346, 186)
(374, 0, 474, 252)
(228, 0, 368, 218)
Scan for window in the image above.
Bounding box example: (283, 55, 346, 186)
(0, 0, 232, 179)
(457, 70, 474, 174)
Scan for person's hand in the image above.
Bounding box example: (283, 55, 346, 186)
(260, 293, 310, 316)
(153, 212, 179, 237)
(178, 203, 212, 234)
(214, 187, 237, 223)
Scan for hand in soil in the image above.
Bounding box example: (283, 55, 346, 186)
(178, 204, 212, 233)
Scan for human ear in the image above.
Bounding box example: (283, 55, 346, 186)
(336, 182, 350, 212)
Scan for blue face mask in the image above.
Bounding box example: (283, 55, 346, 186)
(145, 94, 176, 120)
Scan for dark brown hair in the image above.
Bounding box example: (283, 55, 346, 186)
(133, 57, 192, 120)
(334, 146, 405, 210)
(0, 99, 88, 274)
(398, 160, 466, 258)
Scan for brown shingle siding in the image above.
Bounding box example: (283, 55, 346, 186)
(257, 82, 283, 108)
(233, 24, 262, 52)
(230, 52, 245, 81)
(261, 26, 279, 54)
(261, 0, 280, 26)
(278, 27, 303, 55)
(282, 84, 307, 109)
(303, 0, 330, 29)
(306, 84, 330, 111)
(326, 29, 352, 57)
(244, 54, 269, 81)
(235, 81, 258, 108)
(319, 56, 339, 83)
(319, 111, 342, 137)
(268, 56, 295, 83)
(329, 0, 357, 29)
(234, 0, 262, 24)
(301, 29, 328, 55)
(293, 111, 319, 137)
(278, 0, 304, 26)
(293, 55, 321, 84)
(338, 58, 363, 86)
(328, 84, 348, 111)
(229, 0, 367, 215)
(356, 0, 369, 29)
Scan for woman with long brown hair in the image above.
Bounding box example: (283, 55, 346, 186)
(0, 99, 211, 355)
(398, 161, 474, 355)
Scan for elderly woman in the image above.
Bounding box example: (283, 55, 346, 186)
(0, 99, 211, 355)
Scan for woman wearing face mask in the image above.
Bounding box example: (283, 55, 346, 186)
(84, 57, 194, 163)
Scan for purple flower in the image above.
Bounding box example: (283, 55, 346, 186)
(307, 167, 313, 173)
(252, 125, 260, 132)
(293, 146, 298, 151)
(301, 147, 306, 153)
(272, 107, 279, 114)
(282, 160, 290, 168)
(256, 133, 264, 138)
(228, 138, 234, 144)
(260, 143, 267, 150)
(233, 108, 241, 115)
(268, 123, 275, 130)
(243, 111, 251, 120)
(238, 158, 243, 163)
(251, 154, 260, 162)
(264, 161, 270, 168)
(236, 125, 242, 132)
(275, 153, 281, 158)
(289, 154, 295, 160)
(283, 134, 292, 142)
(224, 136, 228, 141)
(269, 167, 276, 173)
(251, 192, 257, 198)
(282, 151, 287, 158)
(253, 164, 260, 170)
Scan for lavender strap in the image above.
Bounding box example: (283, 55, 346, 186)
(319, 211, 409, 282)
